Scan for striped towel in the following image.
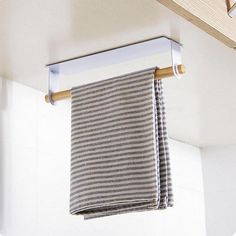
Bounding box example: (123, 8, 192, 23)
(70, 68, 173, 219)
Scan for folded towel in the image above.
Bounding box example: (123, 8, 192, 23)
(70, 68, 173, 219)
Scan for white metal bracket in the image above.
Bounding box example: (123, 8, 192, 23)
(46, 36, 183, 105)
(48, 69, 59, 105)
(171, 40, 182, 79)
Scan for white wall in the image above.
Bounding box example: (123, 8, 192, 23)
(202, 146, 236, 236)
(0, 78, 206, 236)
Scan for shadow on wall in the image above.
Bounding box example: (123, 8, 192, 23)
(46, 0, 179, 64)
(0, 1, 12, 81)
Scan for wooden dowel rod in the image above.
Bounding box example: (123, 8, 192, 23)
(45, 64, 186, 103)
(45, 90, 71, 103)
(155, 64, 185, 79)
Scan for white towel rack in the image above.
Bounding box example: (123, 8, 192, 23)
(45, 36, 185, 104)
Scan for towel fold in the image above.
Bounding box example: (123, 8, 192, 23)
(70, 68, 173, 219)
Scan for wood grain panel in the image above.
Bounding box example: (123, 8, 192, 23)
(157, 0, 236, 48)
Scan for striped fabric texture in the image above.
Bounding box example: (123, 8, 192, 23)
(70, 68, 173, 219)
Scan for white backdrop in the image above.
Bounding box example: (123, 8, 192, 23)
(202, 146, 236, 236)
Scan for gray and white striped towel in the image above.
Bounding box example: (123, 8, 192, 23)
(70, 68, 173, 219)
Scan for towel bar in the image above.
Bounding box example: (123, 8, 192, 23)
(44, 65, 185, 103)
(45, 36, 185, 104)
